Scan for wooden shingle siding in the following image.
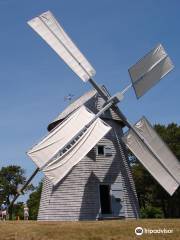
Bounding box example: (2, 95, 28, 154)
(38, 90, 139, 221)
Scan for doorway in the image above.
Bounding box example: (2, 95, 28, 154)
(99, 184, 111, 214)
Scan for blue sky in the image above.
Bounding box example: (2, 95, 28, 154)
(0, 0, 179, 201)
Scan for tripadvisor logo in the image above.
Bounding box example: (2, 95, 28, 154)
(135, 227, 143, 236)
(135, 226, 174, 236)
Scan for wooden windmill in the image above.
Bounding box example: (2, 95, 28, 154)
(11, 11, 180, 220)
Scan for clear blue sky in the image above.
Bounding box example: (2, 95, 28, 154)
(0, 0, 179, 200)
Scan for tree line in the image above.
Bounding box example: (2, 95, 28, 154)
(0, 123, 179, 219)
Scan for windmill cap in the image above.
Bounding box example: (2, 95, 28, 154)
(47, 86, 124, 132)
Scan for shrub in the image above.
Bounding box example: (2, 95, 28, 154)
(140, 206, 164, 218)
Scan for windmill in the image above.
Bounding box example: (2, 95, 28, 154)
(11, 11, 180, 220)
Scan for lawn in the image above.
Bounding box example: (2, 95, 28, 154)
(0, 219, 179, 240)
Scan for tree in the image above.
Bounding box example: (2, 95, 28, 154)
(27, 181, 42, 220)
(0, 165, 34, 219)
(131, 123, 180, 218)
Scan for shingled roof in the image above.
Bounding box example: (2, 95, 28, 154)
(48, 86, 124, 131)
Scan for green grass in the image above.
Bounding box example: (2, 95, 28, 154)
(0, 219, 179, 240)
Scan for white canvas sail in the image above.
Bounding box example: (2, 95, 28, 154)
(123, 117, 180, 195)
(28, 11, 96, 82)
(128, 44, 174, 98)
(27, 105, 111, 185)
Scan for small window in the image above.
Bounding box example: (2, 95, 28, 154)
(97, 145, 112, 156)
(97, 145, 104, 155)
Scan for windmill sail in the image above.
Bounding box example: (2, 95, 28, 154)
(28, 11, 96, 82)
(27, 105, 111, 185)
(128, 44, 174, 98)
(122, 117, 180, 195)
